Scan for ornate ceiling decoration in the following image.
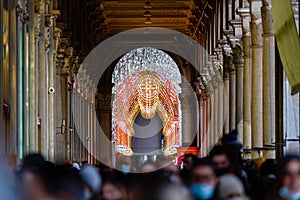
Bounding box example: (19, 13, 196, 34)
(112, 47, 182, 94)
(86, 0, 212, 43)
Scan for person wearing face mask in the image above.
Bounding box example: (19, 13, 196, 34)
(189, 158, 219, 200)
(216, 174, 249, 200)
(265, 154, 300, 200)
(209, 144, 250, 193)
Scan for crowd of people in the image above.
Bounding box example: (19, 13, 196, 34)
(1, 134, 300, 200)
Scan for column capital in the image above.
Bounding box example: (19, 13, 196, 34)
(249, 0, 263, 45)
(70, 56, 79, 82)
(44, 0, 51, 6)
(52, 9, 61, 17)
(261, 1, 274, 35)
(34, 1, 44, 41)
(16, 4, 30, 23)
(34, 0, 44, 14)
(229, 39, 244, 65)
(214, 47, 223, 61)
(45, 14, 55, 27)
(53, 28, 62, 61)
(57, 38, 71, 59)
(223, 48, 235, 72)
(53, 28, 62, 40)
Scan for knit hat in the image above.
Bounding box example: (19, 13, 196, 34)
(217, 174, 244, 199)
(79, 165, 102, 193)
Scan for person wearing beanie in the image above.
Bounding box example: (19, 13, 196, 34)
(217, 174, 249, 200)
(79, 164, 102, 200)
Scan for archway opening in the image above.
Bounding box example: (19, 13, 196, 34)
(111, 47, 182, 166)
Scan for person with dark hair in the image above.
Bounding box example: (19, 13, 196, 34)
(47, 166, 85, 200)
(182, 153, 198, 170)
(100, 176, 128, 200)
(265, 154, 300, 200)
(249, 159, 277, 200)
(209, 144, 249, 193)
(180, 153, 198, 185)
(188, 158, 219, 200)
(18, 154, 54, 200)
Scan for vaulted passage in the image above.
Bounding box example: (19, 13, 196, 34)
(0, 0, 299, 168)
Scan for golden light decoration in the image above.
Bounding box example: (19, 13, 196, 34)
(113, 71, 180, 156)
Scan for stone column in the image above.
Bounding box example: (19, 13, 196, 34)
(211, 55, 220, 142)
(29, 2, 38, 152)
(36, 1, 49, 158)
(181, 83, 195, 146)
(206, 93, 212, 149)
(61, 47, 72, 161)
(81, 73, 88, 162)
(237, 8, 252, 159)
(206, 78, 214, 148)
(91, 85, 96, 163)
(249, 0, 263, 158)
(223, 71, 230, 135)
(202, 96, 208, 155)
(0, 0, 3, 154)
(198, 76, 208, 156)
(86, 88, 91, 163)
(215, 48, 224, 137)
(229, 70, 236, 132)
(222, 44, 233, 135)
(207, 58, 218, 144)
(261, 0, 275, 158)
(198, 96, 203, 156)
(51, 25, 61, 162)
(213, 79, 218, 144)
(8, 0, 18, 156)
(230, 38, 244, 142)
(45, 12, 54, 161)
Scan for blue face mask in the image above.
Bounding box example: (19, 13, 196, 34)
(190, 183, 214, 200)
(279, 186, 300, 200)
(121, 164, 130, 174)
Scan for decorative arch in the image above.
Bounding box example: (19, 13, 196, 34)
(112, 47, 182, 156)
